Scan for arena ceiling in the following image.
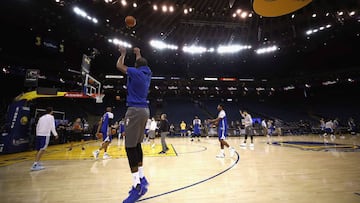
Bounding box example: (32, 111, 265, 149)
(1, 0, 360, 93)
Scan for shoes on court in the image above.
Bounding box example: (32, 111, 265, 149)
(123, 184, 147, 203)
(93, 150, 100, 160)
(229, 147, 235, 157)
(140, 177, 149, 188)
(216, 153, 225, 158)
(30, 163, 45, 171)
(158, 151, 166, 154)
(103, 153, 111, 159)
(249, 143, 254, 147)
(137, 183, 148, 196)
(240, 143, 247, 147)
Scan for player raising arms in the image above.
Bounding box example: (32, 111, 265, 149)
(117, 46, 152, 203)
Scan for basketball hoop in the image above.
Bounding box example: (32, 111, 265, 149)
(94, 94, 105, 103)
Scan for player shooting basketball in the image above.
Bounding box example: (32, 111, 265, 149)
(116, 46, 152, 203)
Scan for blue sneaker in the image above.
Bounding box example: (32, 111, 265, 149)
(123, 184, 147, 203)
(140, 177, 149, 188)
(138, 181, 148, 195)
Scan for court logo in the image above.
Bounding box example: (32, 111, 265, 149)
(272, 141, 360, 152)
(20, 116, 28, 125)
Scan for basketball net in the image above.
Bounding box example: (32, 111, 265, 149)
(84, 73, 104, 103)
(94, 94, 105, 103)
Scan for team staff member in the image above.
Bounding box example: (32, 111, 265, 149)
(240, 110, 254, 147)
(158, 114, 170, 154)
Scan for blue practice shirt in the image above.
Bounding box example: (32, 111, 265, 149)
(126, 66, 152, 107)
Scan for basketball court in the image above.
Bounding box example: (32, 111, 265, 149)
(0, 2, 359, 202)
(1, 135, 359, 202)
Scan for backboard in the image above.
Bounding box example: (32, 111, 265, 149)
(83, 73, 104, 103)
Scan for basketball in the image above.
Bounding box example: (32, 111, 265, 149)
(125, 15, 136, 28)
(73, 123, 81, 130)
(88, 78, 94, 85)
(96, 132, 103, 139)
(111, 128, 117, 135)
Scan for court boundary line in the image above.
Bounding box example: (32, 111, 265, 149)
(173, 144, 207, 155)
(137, 151, 240, 202)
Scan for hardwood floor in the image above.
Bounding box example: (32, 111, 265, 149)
(1, 135, 360, 203)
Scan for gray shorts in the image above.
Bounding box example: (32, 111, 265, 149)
(245, 126, 253, 135)
(124, 107, 150, 148)
(148, 130, 156, 139)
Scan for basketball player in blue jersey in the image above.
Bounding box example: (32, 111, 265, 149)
(191, 116, 201, 141)
(93, 107, 114, 160)
(118, 118, 125, 140)
(117, 46, 151, 203)
(267, 119, 275, 144)
(208, 104, 235, 158)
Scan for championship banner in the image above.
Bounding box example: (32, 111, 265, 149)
(24, 69, 40, 87)
(81, 54, 91, 74)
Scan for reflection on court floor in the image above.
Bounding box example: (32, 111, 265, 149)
(0, 140, 177, 167)
(272, 141, 360, 152)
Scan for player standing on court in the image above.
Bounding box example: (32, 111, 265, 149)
(30, 107, 59, 171)
(93, 107, 114, 160)
(208, 104, 235, 158)
(191, 116, 201, 141)
(117, 46, 152, 203)
(240, 110, 254, 147)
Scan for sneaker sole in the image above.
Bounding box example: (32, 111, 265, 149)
(30, 167, 45, 171)
(93, 152, 99, 160)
